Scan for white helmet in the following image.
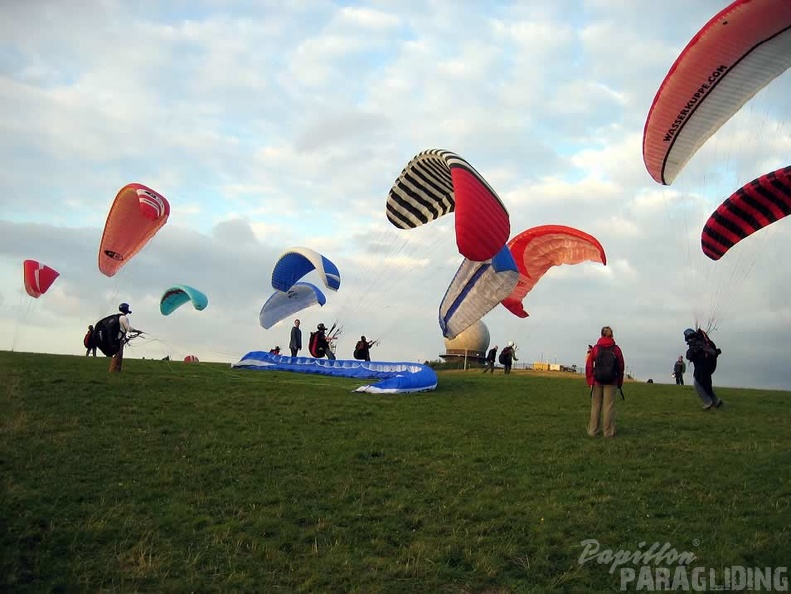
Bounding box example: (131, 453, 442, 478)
(507, 341, 514, 347)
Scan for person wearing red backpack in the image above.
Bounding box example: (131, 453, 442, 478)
(84, 325, 97, 356)
(585, 326, 625, 438)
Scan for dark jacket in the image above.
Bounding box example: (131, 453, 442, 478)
(585, 336, 625, 388)
(290, 326, 302, 350)
(486, 348, 497, 363)
(686, 332, 720, 378)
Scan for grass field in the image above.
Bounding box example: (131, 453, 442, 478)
(1, 351, 789, 593)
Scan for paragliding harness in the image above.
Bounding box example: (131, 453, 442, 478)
(353, 339, 377, 360)
(498, 346, 514, 365)
(690, 328, 722, 373)
(92, 314, 142, 357)
(309, 331, 330, 358)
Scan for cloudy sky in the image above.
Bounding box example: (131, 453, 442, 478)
(2, 0, 790, 389)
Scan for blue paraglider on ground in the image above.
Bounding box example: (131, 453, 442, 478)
(232, 351, 437, 394)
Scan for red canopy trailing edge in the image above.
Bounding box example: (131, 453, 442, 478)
(98, 183, 170, 277)
(23, 259, 60, 298)
(386, 149, 510, 261)
(643, 0, 791, 185)
(702, 165, 791, 260)
(502, 225, 606, 318)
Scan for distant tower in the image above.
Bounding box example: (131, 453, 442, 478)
(441, 320, 490, 364)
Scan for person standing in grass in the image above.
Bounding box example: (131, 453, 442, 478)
(672, 355, 686, 385)
(482, 345, 498, 373)
(289, 319, 302, 357)
(109, 303, 140, 373)
(585, 326, 625, 438)
(84, 325, 97, 356)
(499, 342, 517, 374)
(684, 328, 723, 410)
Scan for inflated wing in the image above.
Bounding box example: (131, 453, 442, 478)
(502, 225, 607, 318)
(439, 245, 519, 340)
(259, 282, 327, 329)
(702, 165, 791, 260)
(643, 0, 791, 185)
(23, 260, 59, 298)
(160, 284, 209, 316)
(98, 183, 170, 277)
(233, 352, 438, 394)
(271, 247, 341, 292)
(386, 149, 510, 261)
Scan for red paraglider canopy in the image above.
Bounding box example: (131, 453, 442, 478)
(502, 225, 607, 318)
(702, 165, 791, 260)
(23, 260, 60, 298)
(642, 0, 791, 185)
(184, 355, 199, 363)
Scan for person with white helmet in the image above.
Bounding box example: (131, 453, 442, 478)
(109, 302, 141, 372)
(498, 341, 518, 374)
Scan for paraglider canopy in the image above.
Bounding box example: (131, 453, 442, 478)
(642, 0, 791, 185)
(98, 183, 170, 277)
(23, 260, 59, 298)
(701, 165, 791, 261)
(259, 282, 326, 329)
(502, 225, 606, 318)
(386, 149, 510, 262)
(439, 245, 519, 340)
(184, 355, 199, 362)
(271, 247, 341, 293)
(160, 285, 208, 316)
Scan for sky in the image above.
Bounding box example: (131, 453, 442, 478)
(2, 0, 790, 390)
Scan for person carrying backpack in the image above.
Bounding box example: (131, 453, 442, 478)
(498, 342, 518, 374)
(585, 325, 625, 438)
(684, 327, 723, 410)
(84, 324, 97, 357)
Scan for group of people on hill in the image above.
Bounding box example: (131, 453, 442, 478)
(582, 324, 724, 439)
(481, 342, 518, 375)
(88, 306, 724, 424)
(285, 319, 376, 362)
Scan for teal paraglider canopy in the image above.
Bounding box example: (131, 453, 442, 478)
(160, 284, 209, 316)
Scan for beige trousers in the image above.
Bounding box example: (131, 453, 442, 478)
(588, 384, 616, 437)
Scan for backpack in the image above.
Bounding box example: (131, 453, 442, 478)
(353, 340, 366, 360)
(593, 345, 618, 384)
(92, 314, 122, 357)
(498, 347, 512, 365)
(308, 331, 326, 358)
(83, 329, 94, 349)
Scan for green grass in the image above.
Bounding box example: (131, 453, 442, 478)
(1, 351, 789, 593)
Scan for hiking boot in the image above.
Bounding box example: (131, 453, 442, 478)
(703, 402, 713, 410)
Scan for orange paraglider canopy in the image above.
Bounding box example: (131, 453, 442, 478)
(23, 259, 60, 298)
(98, 183, 170, 277)
(502, 225, 607, 318)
